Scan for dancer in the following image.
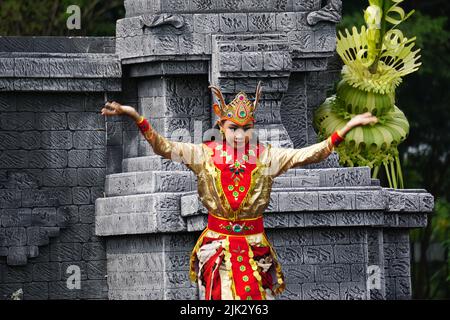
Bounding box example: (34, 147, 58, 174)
(101, 82, 378, 300)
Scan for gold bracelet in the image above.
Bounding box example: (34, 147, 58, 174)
(136, 115, 144, 124)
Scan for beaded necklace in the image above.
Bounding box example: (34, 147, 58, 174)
(215, 143, 257, 201)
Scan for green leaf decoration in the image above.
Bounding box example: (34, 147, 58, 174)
(314, 0, 421, 189)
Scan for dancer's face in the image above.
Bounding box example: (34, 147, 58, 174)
(220, 120, 254, 148)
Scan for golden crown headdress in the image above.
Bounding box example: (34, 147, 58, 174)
(209, 81, 262, 126)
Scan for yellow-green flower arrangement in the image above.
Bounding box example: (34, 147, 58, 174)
(314, 0, 421, 188)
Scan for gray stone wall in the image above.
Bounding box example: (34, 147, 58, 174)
(0, 37, 121, 299)
(0, 92, 108, 299)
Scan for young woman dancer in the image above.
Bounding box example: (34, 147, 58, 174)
(101, 83, 378, 300)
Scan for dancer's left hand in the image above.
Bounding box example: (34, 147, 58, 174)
(339, 112, 378, 136)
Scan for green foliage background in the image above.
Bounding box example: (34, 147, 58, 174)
(339, 0, 450, 299)
(0, 0, 124, 36)
(0, 0, 448, 299)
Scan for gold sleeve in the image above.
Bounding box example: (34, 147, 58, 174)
(138, 118, 204, 175)
(267, 136, 335, 178)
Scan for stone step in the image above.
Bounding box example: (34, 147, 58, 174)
(181, 187, 384, 217)
(107, 166, 372, 197)
(272, 167, 372, 188)
(95, 186, 434, 236)
(105, 170, 195, 197)
(123, 156, 189, 173)
(123, 155, 372, 185)
(95, 192, 188, 236)
(180, 186, 433, 217)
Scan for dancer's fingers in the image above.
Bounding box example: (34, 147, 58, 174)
(101, 107, 117, 116)
(104, 102, 114, 110)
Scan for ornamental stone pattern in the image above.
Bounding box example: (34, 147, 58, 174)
(0, 0, 434, 300)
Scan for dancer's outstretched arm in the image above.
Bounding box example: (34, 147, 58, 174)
(101, 101, 204, 174)
(268, 112, 378, 178)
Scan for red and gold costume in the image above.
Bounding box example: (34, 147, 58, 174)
(136, 83, 345, 300)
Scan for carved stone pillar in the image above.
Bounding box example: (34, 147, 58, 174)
(211, 33, 293, 147)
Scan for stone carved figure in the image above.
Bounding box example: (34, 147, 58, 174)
(100, 83, 378, 300)
(141, 14, 185, 30)
(307, 0, 342, 25)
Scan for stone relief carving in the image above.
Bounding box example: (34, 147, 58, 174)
(307, 0, 342, 25)
(141, 14, 185, 30)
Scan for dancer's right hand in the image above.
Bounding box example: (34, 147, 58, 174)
(101, 101, 140, 121)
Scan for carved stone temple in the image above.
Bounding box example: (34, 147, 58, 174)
(0, 0, 434, 300)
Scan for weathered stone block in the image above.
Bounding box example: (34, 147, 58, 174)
(276, 12, 297, 31)
(78, 168, 106, 187)
(248, 13, 276, 32)
(7, 246, 28, 265)
(42, 169, 78, 186)
(50, 243, 83, 262)
(0, 190, 22, 208)
(73, 131, 105, 149)
(276, 246, 303, 264)
(26, 227, 50, 246)
(302, 282, 339, 300)
(60, 224, 92, 243)
(29, 150, 67, 168)
(1, 208, 31, 227)
(78, 205, 95, 227)
(36, 113, 67, 130)
(32, 262, 61, 281)
(339, 281, 367, 300)
(0, 131, 21, 149)
(193, 14, 220, 34)
(73, 187, 91, 205)
(68, 112, 105, 130)
(82, 242, 107, 261)
(303, 245, 334, 264)
(0, 150, 29, 168)
(279, 191, 319, 211)
(23, 281, 49, 300)
(319, 191, 356, 210)
(86, 260, 106, 280)
(3, 264, 33, 282)
(219, 13, 248, 33)
(334, 244, 366, 264)
(313, 228, 349, 245)
(315, 264, 351, 282)
(4, 227, 27, 246)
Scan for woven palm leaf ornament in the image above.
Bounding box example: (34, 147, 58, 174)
(313, 0, 421, 188)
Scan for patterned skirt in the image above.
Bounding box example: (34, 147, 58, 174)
(189, 214, 285, 300)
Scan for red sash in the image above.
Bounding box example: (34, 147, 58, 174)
(207, 213, 264, 236)
(206, 213, 266, 300)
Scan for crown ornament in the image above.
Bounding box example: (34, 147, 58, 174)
(209, 82, 262, 126)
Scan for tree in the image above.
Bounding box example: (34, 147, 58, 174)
(0, 0, 124, 36)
